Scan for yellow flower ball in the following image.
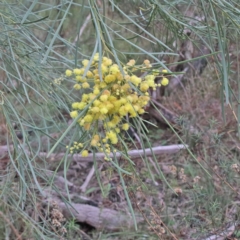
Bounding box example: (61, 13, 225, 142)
(70, 111, 78, 118)
(90, 139, 98, 146)
(82, 82, 90, 88)
(78, 102, 86, 110)
(93, 53, 99, 61)
(130, 75, 141, 86)
(93, 134, 100, 140)
(73, 68, 82, 75)
(90, 100, 98, 108)
(81, 150, 89, 157)
(100, 95, 108, 102)
(122, 123, 129, 131)
(101, 64, 109, 74)
(91, 106, 99, 113)
(100, 107, 108, 114)
(82, 59, 89, 67)
(65, 69, 72, 77)
(93, 88, 100, 95)
(105, 74, 116, 83)
(86, 71, 93, 78)
(84, 115, 93, 123)
(162, 69, 168, 73)
(72, 102, 79, 109)
(109, 65, 120, 74)
(138, 109, 145, 114)
(140, 82, 149, 92)
(104, 58, 113, 66)
(143, 59, 150, 65)
(127, 59, 136, 66)
(161, 77, 169, 86)
(73, 84, 81, 90)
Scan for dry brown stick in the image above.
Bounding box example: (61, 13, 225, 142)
(80, 164, 103, 192)
(0, 144, 188, 162)
(44, 192, 143, 230)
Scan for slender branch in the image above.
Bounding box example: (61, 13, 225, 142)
(0, 144, 188, 162)
(44, 191, 143, 230)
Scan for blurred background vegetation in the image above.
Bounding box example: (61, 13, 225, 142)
(1, 0, 240, 239)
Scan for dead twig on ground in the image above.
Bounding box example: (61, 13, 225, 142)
(0, 144, 188, 162)
(43, 190, 143, 230)
(80, 164, 103, 192)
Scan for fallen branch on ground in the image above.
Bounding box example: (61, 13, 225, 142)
(43, 190, 143, 230)
(0, 144, 188, 162)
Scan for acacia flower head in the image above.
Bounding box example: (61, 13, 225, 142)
(65, 54, 169, 158)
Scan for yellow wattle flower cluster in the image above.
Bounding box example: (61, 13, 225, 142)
(66, 54, 169, 159)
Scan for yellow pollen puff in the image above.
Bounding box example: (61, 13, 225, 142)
(104, 58, 112, 66)
(93, 100, 100, 106)
(81, 150, 89, 157)
(93, 53, 99, 61)
(122, 123, 129, 131)
(72, 102, 79, 109)
(73, 84, 81, 90)
(100, 107, 108, 114)
(101, 64, 108, 74)
(144, 59, 150, 65)
(127, 59, 136, 66)
(65, 69, 72, 77)
(86, 71, 93, 78)
(161, 77, 169, 86)
(116, 73, 123, 81)
(73, 68, 82, 75)
(82, 94, 89, 102)
(91, 107, 99, 113)
(93, 88, 100, 95)
(130, 75, 141, 86)
(82, 59, 89, 67)
(93, 134, 100, 141)
(140, 82, 149, 92)
(109, 65, 120, 74)
(82, 82, 90, 88)
(84, 115, 93, 122)
(105, 74, 116, 83)
(119, 106, 127, 116)
(91, 139, 98, 146)
(127, 96, 133, 102)
(70, 111, 78, 118)
(76, 76, 86, 82)
(145, 74, 155, 82)
(78, 102, 86, 110)
(162, 69, 168, 73)
(99, 82, 107, 89)
(100, 95, 108, 102)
